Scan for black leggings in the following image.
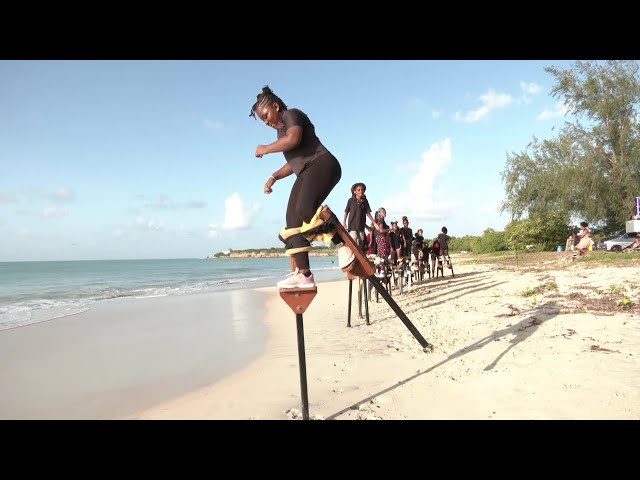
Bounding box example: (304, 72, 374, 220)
(286, 153, 342, 270)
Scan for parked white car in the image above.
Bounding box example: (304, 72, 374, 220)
(603, 231, 638, 252)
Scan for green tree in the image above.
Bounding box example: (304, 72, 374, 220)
(504, 213, 572, 251)
(501, 60, 640, 233)
(449, 235, 479, 252)
(474, 228, 508, 253)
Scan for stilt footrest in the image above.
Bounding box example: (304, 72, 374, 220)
(279, 288, 318, 315)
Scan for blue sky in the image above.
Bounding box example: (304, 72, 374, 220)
(0, 60, 577, 261)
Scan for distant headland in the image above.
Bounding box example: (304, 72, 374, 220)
(206, 246, 334, 259)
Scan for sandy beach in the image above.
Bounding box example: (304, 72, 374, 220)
(132, 253, 640, 420)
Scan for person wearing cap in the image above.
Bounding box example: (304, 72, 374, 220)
(343, 182, 380, 256)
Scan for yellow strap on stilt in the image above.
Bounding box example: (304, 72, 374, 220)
(280, 226, 302, 240)
(280, 205, 334, 248)
(286, 246, 314, 256)
(299, 206, 325, 234)
(307, 231, 335, 246)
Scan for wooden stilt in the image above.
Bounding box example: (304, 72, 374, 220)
(318, 206, 433, 352)
(279, 257, 317, 420)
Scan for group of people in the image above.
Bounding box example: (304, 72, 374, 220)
(343, 182, 451, 275)
(251, 85, 450, 289)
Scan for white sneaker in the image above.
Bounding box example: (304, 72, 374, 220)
(276, 269, 316, 289)
(335, 243, 355, 270)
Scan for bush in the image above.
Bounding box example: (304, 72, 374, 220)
(474, 229, 509, 253)
(449, 235, 479, 252)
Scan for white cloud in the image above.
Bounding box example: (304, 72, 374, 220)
(222, 193, 259, 230)
(204, 117, 224, 131)
(455, 89, 513, 123)
(186, 200, 206, 209)
(42, 207, 68, 218)
(431, 110, 442, 119)
(48, 187, 75, 203)
(382, 138, 461, 221)
(520, 81, 541, 95)
(538, 102, 568, 121)
(518, 81, 542, 105)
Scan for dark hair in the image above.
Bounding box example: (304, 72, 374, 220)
(249, 85, 288, 119)
(580, 221, 588, 228)
(442, 226, 448, 234)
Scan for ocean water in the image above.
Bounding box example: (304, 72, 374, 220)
(0, 256, 344, 331)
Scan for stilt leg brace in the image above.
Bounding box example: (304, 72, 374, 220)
(287, 245, 314, 256)
(279, 227, 313, 256)
(300, 206, 337, 245)
(278, 206, 339, 255)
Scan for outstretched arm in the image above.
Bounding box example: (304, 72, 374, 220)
(264, 163, 294, 194)
(256, 125, 302, 157)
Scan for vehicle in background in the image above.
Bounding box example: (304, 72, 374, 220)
(603, 231, 638, 252)
(602, 229, 626, 241)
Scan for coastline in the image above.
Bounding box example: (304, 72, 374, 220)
(4, 255, 639, 420)
(132, 258, 640, 420)
(206, 251, 335, 259)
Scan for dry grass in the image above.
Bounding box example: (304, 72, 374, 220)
(452, 250, 640, 272)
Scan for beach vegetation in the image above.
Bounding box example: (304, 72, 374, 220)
(501, 60, 640, 234)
